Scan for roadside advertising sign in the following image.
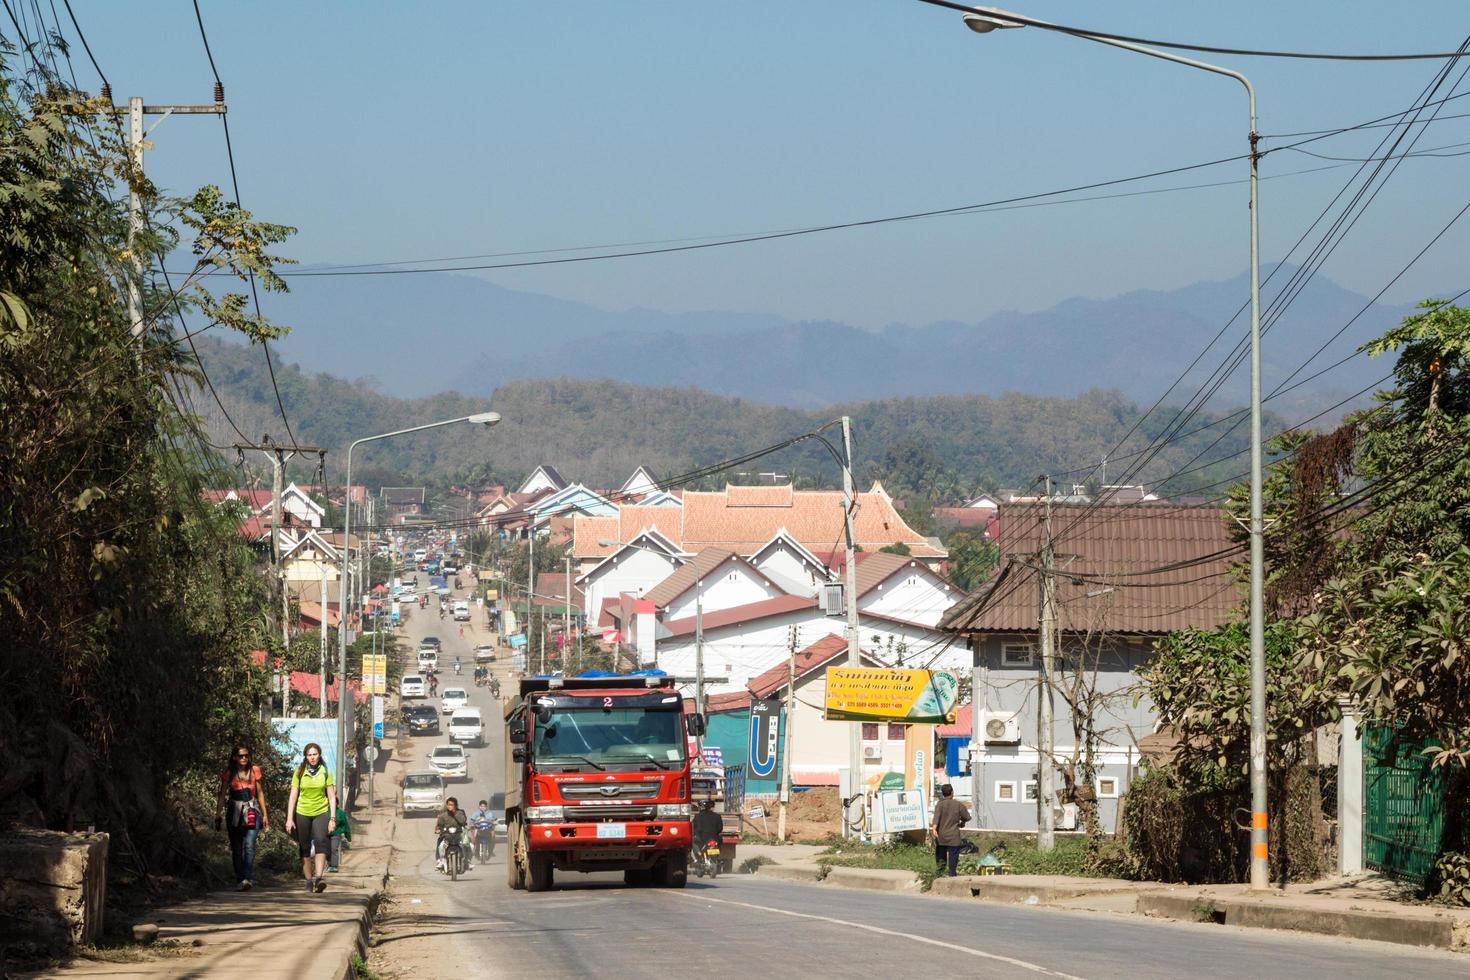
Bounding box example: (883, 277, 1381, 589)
(876, 789, 927, 833)
(701, 746, 724, 768)
(363, 653, 387, 695)
(372, 695, 384, 740)
(485, 588, 499, 601)
(822, 668, 960, 724)
(747, 698, 780, 778)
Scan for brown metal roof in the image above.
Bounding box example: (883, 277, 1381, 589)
(938, 503, 1240, 636)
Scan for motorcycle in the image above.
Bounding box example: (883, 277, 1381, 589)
(692, 839, 721, 878)
(472, 820, 494, 861)
(440, 825, 468, 881)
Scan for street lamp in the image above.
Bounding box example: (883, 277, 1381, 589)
(335, 411, 501, 795)
(958, 4, 1267, 889)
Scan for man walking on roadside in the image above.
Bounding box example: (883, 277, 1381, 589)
(929, 783, 971, 877)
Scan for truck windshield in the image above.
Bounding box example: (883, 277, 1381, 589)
(533, 707, 684, 769)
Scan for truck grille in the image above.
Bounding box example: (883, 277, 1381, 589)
(561, 804, 656, 822)
(560, 782, 660, 801)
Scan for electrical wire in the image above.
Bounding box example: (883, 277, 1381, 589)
(912, 0, 1470, 62)
(190, 0, 300, 453)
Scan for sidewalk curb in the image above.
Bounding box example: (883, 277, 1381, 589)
(824, 867, 923, 893)
(1136, 888, 1465, 951)
(930, 875, 1143, 904)
(758, 864, 826, 884)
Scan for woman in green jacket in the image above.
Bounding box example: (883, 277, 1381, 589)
(285, 743, 337, 893)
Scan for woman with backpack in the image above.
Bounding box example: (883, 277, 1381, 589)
(285, 742, 337, 893)
(216, 744, 270, 890)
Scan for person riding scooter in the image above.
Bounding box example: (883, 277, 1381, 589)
(692, 800, 723, 875)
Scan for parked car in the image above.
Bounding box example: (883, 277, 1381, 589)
(448, 707, 484, 747)
(401, 770, 445, 815)
(440, 687, 469, 714)
(403, 703, 439, 735)
(473, 645, 496, 664)
(400, 674, 425, 698)
(428, 744, 468, 780)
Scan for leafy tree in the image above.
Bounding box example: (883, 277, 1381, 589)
(943, 530, 1000, 592)
(0, 50, 296, 878)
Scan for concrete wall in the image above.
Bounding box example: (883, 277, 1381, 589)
(0, 830, 108, 950)
(968, 631, 1158, 833)
(581, 548, 680, 623)
(664, 563, 784, 622)
(859, 565, 959, 628)
(659, 610, 948, 694)
(750, 541, 825, 596)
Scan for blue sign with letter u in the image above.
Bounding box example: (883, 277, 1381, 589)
(748, 698, 779, 778)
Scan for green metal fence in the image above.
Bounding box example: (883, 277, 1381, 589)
(1363, 725, 1443, 884)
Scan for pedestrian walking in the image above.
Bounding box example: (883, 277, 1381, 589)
(284, 742, 337, 893)
(216, 744, 269, 890)
(328, 804, 352, 872)
(929, 783, 971, 877)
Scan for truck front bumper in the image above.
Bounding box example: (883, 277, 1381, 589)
(525, 820, 690, 852)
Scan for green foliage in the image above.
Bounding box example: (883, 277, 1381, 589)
(943, 530, 1000, 591)
(0, 50, 295, 883)
(191, 339, 1272, 499)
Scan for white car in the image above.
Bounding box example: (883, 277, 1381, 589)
(400, 675, 425, 698)
(401, 770, 444, 815)
(417, 650, 438, 672)
(428, 744, 468, 780)
(452, 601, 470, 622)
(440, 687, 469, 714)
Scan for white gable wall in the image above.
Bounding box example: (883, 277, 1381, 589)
(663, 563, 784, 621)
(751, 543, 825, 596)
(658, 610, 956, 694)
(860, 568, 958, 628)
(581, 548, 681, 623)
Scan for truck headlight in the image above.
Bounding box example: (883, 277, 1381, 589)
(525, 806, 562, 823)
(657, 804, 690, 819)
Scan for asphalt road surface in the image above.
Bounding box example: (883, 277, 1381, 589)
(373, 601, 1470, 979)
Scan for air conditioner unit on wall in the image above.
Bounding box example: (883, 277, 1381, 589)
(982, 712, 1021, 745)
(820, 583, 845, 617)
(1055, 803, 1079, 831)
(862, 745, 883, 759)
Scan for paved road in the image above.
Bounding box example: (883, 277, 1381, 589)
(374, 604, 1470, 979)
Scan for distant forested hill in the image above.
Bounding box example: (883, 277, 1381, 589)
(191, 336, 1283, 500)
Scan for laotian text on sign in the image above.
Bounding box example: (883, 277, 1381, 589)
(823, 667, 959, 724)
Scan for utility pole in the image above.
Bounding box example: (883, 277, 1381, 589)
(108, 90, 227, 340)
(527, 528, 535, 656)
(319, 562, 328, 716)
(695, 593, 705, 757)
(235, 438, 328, 717)
(539, 608, 546, 675)
(840, 416, 864, 838)
(779, 624, 798, 842)
(565, 550, 572, 672)
(1037, 475, 1057, 852)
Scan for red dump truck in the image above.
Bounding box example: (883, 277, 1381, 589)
(503, 675, 705, 891)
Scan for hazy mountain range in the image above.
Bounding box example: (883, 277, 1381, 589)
(259, 263, 1421, 414)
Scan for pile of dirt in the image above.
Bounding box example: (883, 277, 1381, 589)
(740, 787, 841, 843)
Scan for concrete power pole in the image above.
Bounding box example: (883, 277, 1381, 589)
(778, 624, 798, 842)
(1037, 475, 1058, 852)
(319, 562, 328, 716)
(565, 551, 572, 671)
(840, 416, 863, 837)
(694, 594, 705, 757)
(109, 91, 227, 340)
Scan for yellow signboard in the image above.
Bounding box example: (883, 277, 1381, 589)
(362, 653, 387, 695)
(478, 570, 496, 583)
(823, 667, 959, 724)
(484, 588, 499, 601)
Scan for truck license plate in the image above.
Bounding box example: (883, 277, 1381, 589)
(596, 823, 626, 839)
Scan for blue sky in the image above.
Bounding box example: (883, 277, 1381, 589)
(51, 1, 1470, 329)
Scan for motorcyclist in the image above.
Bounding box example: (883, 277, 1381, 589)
(469, 800, 495, 860)
(435, 797, 470, 872)
(692, 800, 723, 870)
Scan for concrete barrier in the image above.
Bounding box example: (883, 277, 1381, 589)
(1136, 888, 1461, 950)
(758, 863, 826, 884)
(0, 829, 108, 950)
(931, 874, 1144, 904)
(823, 867, 922, 893)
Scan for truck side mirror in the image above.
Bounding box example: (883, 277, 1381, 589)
(508, 725, 527, 744)
(687, 713, 706, 737)
(512, 747, 527, 764)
